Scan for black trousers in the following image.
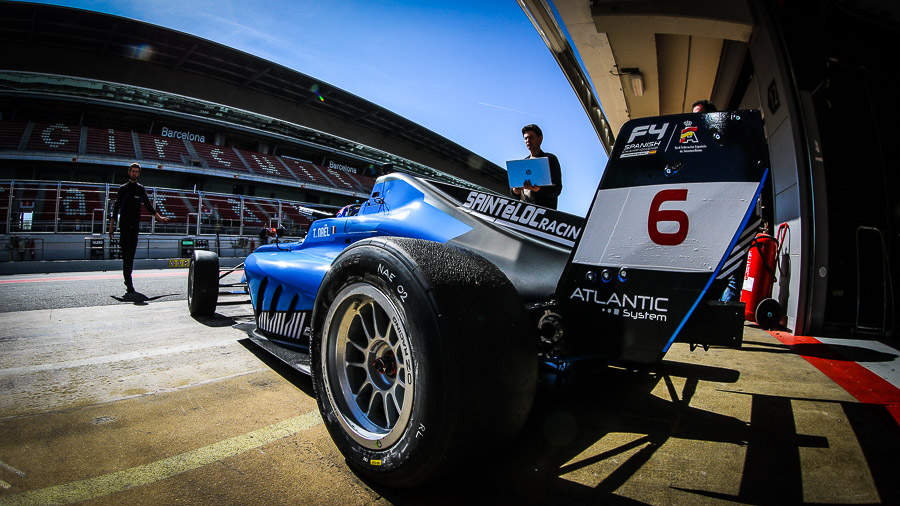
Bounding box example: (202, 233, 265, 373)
(119, 225, 139, 289)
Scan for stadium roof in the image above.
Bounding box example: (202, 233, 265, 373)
(0, 1, 508, 191)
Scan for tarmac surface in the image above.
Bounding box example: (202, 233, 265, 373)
(1, 265, 899, 504)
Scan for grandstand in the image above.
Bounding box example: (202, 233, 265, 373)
(0, 2, 508, 263)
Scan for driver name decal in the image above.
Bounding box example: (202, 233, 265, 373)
(310, 224, 336, 239)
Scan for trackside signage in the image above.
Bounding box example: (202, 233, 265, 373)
(326, 159, 359, 174)
(160, 126, 206, 143)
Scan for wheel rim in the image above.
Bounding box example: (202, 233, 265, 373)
(322, 283, 415, 450)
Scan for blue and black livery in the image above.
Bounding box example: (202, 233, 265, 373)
(186, 110, 769, 487)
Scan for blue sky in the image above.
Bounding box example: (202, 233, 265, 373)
(32, 0, 609, 216)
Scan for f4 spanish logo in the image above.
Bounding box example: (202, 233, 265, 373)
(621, 123, 669, 158)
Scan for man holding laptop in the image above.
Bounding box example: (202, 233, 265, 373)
(508, 124, 562, 209)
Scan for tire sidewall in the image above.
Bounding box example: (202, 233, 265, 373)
(311, 240, 452, 484)
(188, 250, 218, 316)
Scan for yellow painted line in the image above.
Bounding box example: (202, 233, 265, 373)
(0, 410, 322, 505)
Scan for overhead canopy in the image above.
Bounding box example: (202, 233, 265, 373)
(518, 0, 754, 154)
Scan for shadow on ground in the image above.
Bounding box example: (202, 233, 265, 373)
(368, 359, 900, 505)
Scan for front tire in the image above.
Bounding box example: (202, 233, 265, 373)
(187, 250, 218, 316)
(311, 237, 536, 487)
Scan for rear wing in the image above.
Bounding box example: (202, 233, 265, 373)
(557, 110, 769, 363)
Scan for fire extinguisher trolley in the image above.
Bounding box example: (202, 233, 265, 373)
(740, 224, 787, 329)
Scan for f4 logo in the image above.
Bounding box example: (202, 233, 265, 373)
(627, 123, 669, 144)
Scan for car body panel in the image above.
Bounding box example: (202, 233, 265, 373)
(241, 111, 767, 366)
(244, 171, 582, 345)
(557, 110, 768, 362)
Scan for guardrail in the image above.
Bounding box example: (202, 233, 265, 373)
(1, 178, 336, 239)
(1, 233, 258, 263)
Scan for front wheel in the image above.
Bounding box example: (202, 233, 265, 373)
(311, 237, 536, 487)
(187, 250, 219, 316)
(321, 282, 415, 450)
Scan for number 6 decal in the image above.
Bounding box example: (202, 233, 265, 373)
(648, 189, 689, 245)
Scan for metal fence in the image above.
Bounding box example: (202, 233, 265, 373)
(0, 179, 327, 238)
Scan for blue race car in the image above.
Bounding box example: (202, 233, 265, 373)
(187, 111, 770, 487)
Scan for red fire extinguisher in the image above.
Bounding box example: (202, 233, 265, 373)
(740, 224, 787, 329)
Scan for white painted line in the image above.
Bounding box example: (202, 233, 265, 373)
(0, 479, 11, 490)
(0, 338, 240, 376)
(817, 337, 900, 390)
(0, 410, 322, 505)
(0, 460, 25, 477)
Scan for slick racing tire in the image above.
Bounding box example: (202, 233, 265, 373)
(311, 237, 536, 487)
(187, 250, 219, 316)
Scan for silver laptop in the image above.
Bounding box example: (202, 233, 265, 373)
(506, 157, 553, 188)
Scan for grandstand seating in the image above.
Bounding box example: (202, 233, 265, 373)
(190, 142, 250, 173)
(279, 158, 375, 193)
(332, 168, 376, 193)
(12, 183, 56, 232)
(3, 120, 376, 198)
(241, 202, 265, 227)
(3, 119, 373, 237)
(25, 123, 79, 153)
(58, 184, 106, 228)
(135, 132, 191, 164)
(278, 158, 330, 187)
(355, 172, 377, 191)
(246, 199, 279, 226)
(2, 177, 324, 237)
(152, 189, 193, 221)
(62, 184, 106, 233)
(280, 202, 314, 231)
(201, 194, 243, 224)
(0, 121, 28, 151)
(321, 167, 361, 193)
(236, 149, 296, 181)
(84, 126, 136, 158)
(148, 189, 198, 234)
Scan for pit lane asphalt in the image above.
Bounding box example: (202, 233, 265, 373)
(0, 266, 209, 313)
(1, 266, 899, 504)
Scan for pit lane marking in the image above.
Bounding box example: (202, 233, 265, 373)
(0, 461, 25, 478)
(0, 461, 25, 490)
(0, 410, 323, 505)
(0, 338, 241, 376)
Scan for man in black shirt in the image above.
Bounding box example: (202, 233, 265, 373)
(109, 163, 171, 293)
(511, 124, 563, 209)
